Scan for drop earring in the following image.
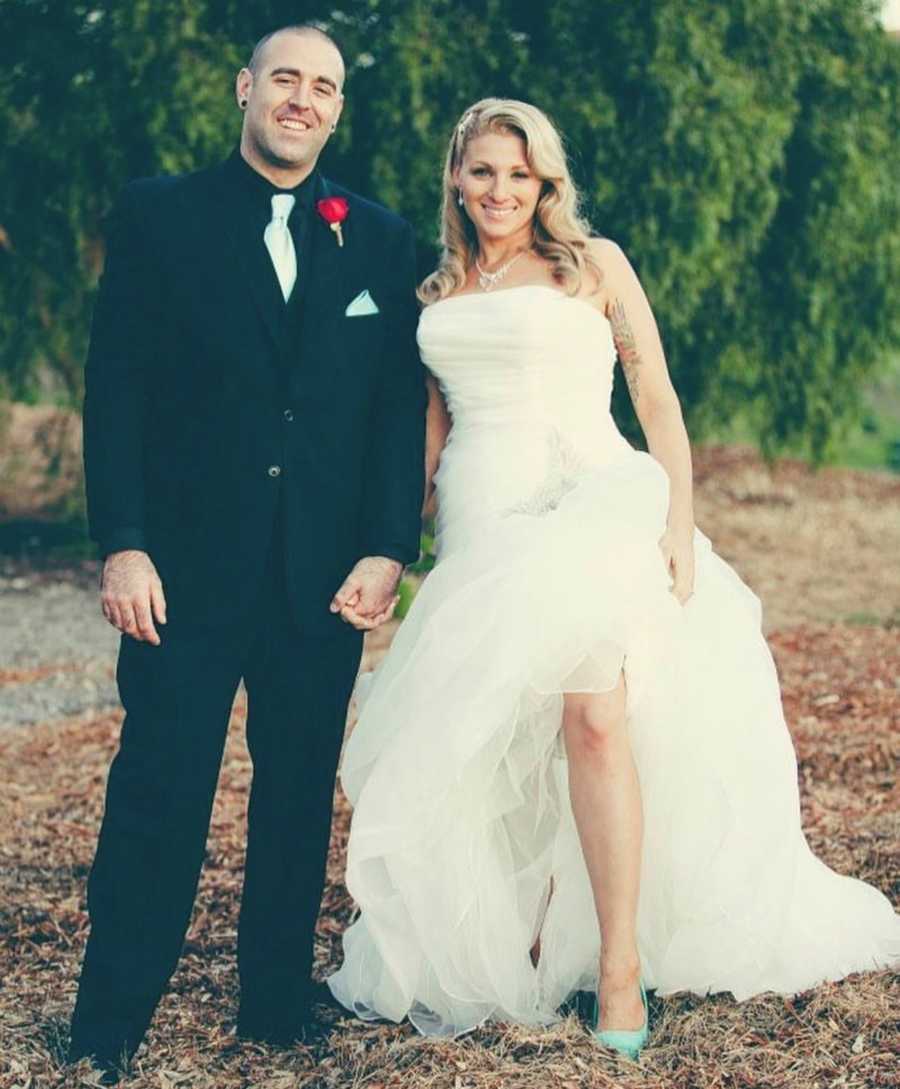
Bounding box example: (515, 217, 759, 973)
(457, 189, 464, 206)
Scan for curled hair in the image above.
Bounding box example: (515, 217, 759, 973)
(418, 98, 604, 305)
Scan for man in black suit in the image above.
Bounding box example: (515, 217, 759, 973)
(68, 24, 426, 1079)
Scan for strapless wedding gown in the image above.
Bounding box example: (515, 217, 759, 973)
(326, 285, 900, 1036)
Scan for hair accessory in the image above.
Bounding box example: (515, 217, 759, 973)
(456, 110, 476, 147)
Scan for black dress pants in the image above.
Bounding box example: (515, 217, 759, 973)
(69, 522, 363, 1065)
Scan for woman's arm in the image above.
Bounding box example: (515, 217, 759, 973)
(423, 372, 452, 520)
(589, 238, 696, 601)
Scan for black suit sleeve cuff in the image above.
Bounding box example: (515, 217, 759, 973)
(361, 542, 420, 569)
(98, 527, 148, 559)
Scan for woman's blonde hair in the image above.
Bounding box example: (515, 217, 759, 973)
(417, 97, 604, 306)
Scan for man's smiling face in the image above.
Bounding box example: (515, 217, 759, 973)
(237, 30, 345, 176)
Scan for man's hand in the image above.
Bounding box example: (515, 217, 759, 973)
(330, 556, 404, 631)
(101, 549, 167, 644)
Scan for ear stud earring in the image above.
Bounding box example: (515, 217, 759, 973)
(239, 98, 248, 109)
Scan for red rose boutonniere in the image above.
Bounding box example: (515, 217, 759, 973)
(316, 196, 349, 248)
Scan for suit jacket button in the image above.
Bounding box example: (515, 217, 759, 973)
(283, 409, 294, 422)
(267, 465, 281, 478)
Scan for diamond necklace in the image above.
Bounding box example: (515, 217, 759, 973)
(475, 249, 528, 292)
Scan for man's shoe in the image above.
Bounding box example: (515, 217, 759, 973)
(68, 1052, 129, 1086)
(90, 1062, 124, 1087)
(235, 1018, 327, 1048)
(307, 980, 351, 1021)
(68, 1011, 139, 1083)
(235, 1005, 327, 1048)
(236, 982, 349, 1046)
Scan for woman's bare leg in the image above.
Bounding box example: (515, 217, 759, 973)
(563, 673, 645, 1030)
(530, 876, 554, 968)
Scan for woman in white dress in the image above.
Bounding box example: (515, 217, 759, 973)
(326, 98, 900, 1057)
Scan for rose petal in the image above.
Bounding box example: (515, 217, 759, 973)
(317, 197, 349, 224)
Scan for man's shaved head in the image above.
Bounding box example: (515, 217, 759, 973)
(248, 24, 345, 89)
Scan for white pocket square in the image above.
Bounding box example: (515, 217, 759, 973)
(345, 289, 380, 317)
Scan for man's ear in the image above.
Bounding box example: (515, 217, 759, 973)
(332, 94, 346, 129)
(235, 67, 253, 106)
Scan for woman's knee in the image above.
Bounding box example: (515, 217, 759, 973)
(563, 674, 627, 754)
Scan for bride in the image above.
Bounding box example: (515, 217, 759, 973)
(326, 98, 900, 1056)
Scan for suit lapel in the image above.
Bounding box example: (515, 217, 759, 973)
(208, 161, 285, 352)
(301, 174, 346, 314)
(289, 174, 354, 398)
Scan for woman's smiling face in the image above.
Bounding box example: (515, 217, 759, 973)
(455, 131, 544, 246)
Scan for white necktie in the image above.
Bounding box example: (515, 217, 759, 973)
(264, 193, 297, 301)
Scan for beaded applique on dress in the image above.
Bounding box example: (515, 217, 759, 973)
(503, 428, 587, 517)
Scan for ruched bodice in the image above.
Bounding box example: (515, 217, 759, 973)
(417, 285, 635, 554)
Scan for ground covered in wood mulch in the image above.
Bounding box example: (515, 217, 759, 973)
(1, 447, 898, 1088)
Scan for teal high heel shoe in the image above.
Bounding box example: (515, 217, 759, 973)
(589, 978, 649, 1060)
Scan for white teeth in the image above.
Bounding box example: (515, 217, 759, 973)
(279, 119, 309, 131)
(483, 206, 515, 218)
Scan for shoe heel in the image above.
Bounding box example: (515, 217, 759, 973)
(589, 979, 649, 1060)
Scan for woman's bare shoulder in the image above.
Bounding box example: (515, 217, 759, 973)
(586, 236, 644, 305)
(578, 236, 627, 309)
(587, 235, 629, 270)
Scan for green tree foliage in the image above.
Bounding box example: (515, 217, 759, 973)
(1, 0, 897, 461)
(0, 0, 243, 397)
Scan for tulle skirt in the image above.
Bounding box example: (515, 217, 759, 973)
(326, 447, 900, 1036)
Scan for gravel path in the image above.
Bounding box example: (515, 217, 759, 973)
(0, 570, 119, 725)
(0, 564, 394, 728)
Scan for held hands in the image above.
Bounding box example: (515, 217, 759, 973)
(330, 556, 404, 631)
(101, 549, 167, 644)
(658, 522, 695, 606)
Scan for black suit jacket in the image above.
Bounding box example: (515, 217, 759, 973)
(83, 153, 427, 631)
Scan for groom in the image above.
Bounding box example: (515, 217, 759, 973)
(69, 24, 426, 1077)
